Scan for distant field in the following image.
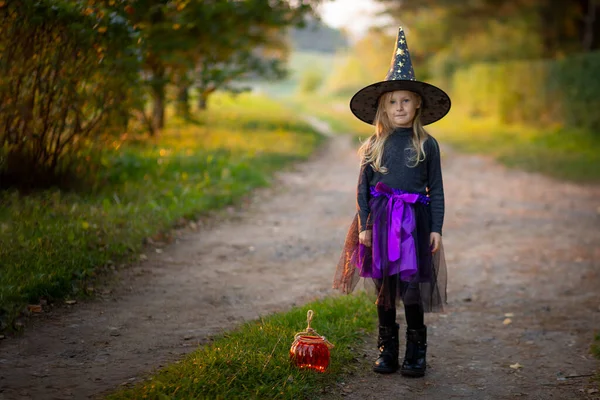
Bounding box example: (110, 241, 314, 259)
(252, 51, 340, 98)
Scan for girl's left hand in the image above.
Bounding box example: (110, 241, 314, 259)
(430, 232, 442, 253)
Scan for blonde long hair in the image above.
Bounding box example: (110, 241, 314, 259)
(358, 91, 429, 172)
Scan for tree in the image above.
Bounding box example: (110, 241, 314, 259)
(189, 0, 317, 111)
(124, 0, 182, 134)
(376, 0, 600, 60)
(168, 0, 288, 114)
(126, 0, 322, 133)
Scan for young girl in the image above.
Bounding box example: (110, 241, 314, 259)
(333, 27, 450, 377)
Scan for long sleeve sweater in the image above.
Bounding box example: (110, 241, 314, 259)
(357, 127, 445, 235)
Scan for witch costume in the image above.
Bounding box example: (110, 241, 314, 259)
(332, 27, 450, 376)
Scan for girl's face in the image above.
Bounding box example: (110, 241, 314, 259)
(384, 90, 421, 128)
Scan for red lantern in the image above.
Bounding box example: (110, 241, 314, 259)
(290, 310, 334, 372)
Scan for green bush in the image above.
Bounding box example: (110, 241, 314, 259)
(551, 52, 600, 131)
(0, 0, 140, 190)
(298, 68, 324, 95)
(449, 50, 600, 132)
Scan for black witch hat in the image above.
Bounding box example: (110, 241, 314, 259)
(349, 27, 451, 126)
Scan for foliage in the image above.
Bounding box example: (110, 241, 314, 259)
(352, 29, 396, 82)
(0, 0, 140, 190)
(0, 0, 324, 189)
(551, 50, 600, 131)
(322, 52, 371, 97)
(371, 1, 600, 93)
(377, 0, 600, 60)
(451, 50, 600, 131)
(432, 107, 600, 182)
(0, 94, 324, 332)
(191, 0, 307, 104)
(322, 29, 423, 98)
(107, 294, 376, 400)
(298, 67, 324, 94)
(128, 0, 322, 131)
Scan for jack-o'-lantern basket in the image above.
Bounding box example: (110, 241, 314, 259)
(289, 310, 334, 372)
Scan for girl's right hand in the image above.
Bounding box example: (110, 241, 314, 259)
(359, 230, 372, 247)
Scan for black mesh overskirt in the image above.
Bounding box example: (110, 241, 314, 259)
(333, 199, 447, 312)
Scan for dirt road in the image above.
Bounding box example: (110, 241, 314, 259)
(1, 124, 599, 400)
(329, 139, 600, 399)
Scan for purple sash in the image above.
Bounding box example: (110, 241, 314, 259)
(358, 182, 429, 281)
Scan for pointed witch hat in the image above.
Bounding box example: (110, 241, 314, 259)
(350, 27, 451, 126)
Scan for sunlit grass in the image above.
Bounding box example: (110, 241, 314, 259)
(0, 93, 324, 330)
(433, 109, 600, 182)
(592, 332, 600, 359)
(107, 293, 376, 400)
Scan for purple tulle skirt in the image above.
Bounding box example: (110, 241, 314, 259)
(332, 186, 447, 312)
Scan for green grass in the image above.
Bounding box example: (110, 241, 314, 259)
(432, 110, 600, 182)
(107, 293, 376, 400)
(0, 93, 324, 331)
(592, 332, 600, 359)
(592, 333, 600, 391)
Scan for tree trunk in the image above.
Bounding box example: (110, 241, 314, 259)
(582, 0, 597, 51)
(539, 4, 557, 57)
(150, 64, 166, 135)
(151, 86, 165, 133)
(176, 84, 190, 118)
(197, 90, 209, 111)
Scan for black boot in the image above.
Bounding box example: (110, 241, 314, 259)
(401, 326, 427, 377)
(373, 323, 399, 373)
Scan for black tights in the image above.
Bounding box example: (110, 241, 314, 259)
(376, 277, 424, 329)
(378, 304, 424, 329)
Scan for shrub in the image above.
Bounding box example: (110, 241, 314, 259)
(449, 50, 600, 133)
(0, 0, 141, 191)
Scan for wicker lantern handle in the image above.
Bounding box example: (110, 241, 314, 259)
(293, 310, 334, 348)
(306, 310, 314, 333)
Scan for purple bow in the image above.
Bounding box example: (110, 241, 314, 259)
(371, 182, 420, 281)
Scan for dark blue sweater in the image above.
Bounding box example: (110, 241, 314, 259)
(357, 127, 445, 234)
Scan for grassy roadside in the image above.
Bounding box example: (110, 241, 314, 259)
(432, 111, 600, 183)
(0, 93, 324, 331)
(107, 293, 376, 400)
(592, 333, 600, 391)
(593, 333, 600, 359)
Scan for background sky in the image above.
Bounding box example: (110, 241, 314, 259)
(318, 0, 393, 40)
